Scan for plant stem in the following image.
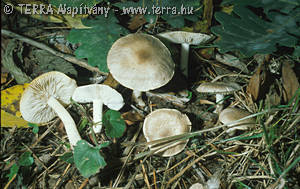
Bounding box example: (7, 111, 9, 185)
(48, 96, 81, 147)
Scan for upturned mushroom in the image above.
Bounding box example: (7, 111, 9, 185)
(219, 107, 256, 135)
(72, 84, 124, 133)
(20, 71, 81, 147)
(107, 33, 175, 107)
(196, 82, 241, 113)
(143, 108, 191, 157)
(158, 31, 212, 77)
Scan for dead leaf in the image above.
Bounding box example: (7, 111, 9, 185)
(103, 73, 119, 89)
(282, 61, 300, 103)
(1, 110, 28, 128)
(247, 62, 267, 101)
(122, 111, 144, 126)
(215, 53, 249, 73)
(128, 15, 146, 30)
(54, 43, 73, 54)
(1, 84, 29, 117)
(1, 72, 8, 84)
(63, 15, 91, 29)
(198, 48, 214, 59)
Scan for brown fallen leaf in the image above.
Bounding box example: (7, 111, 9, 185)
(282, 61, 300, 103)
(1, 72, 8, 84)
(54, 43, 73, 54)
(103, 73, 119, 89)
(128, 15, 147, 31)
(122, 111, 144, 126)
(215, 53, 249, 73)
(197, 48, 214, 59)
(247, 60, 268, 101)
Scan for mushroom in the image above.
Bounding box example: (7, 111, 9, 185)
(107, 33, 175, 107)
(143, 108, 191, 157)
(72, 84, 124, 133)
(219, 107, 256, 135)
(20, 71, 81, 147)
(196, 82, 241, 113)
(157, 31, 212, 77)
(189, 183, 205, 189)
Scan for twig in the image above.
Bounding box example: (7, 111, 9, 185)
(54, 163, 71, 188)
(1, 29, 107, 75)
(166, 156, 203, 188)
(78, 178, 89, 189)
(140, 160, 151, 189)
(4, 174, 16, 189)
(30, 120, 58, 149)
(153, 169, 158, 189)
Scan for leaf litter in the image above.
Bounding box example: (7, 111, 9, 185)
(1, 1, 300, 189)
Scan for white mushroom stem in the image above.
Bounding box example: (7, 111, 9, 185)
(215, 94, 224, 114)
(92, 99, 103, 133)
(180, 43, 190, 77)
(132, 90, 146, 107)
(215, 94, 224, 104)
(47, 96, 81, 147)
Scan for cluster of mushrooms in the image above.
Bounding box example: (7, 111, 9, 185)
(20, 32, 255, 158)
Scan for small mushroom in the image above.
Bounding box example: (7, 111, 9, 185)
(72, 84, 124, 133)
(143, 108, 191, 157)
(219, 107, 256, 135)
(189, 183, 205, 189)
(196, 82, 241, 113)
(158, 31, 212, 77)
(107, 33, 175, 107)
(20, 71, 81, 147)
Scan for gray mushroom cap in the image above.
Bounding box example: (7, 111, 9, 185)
(107, 33, 175, 92)
(143, 108, 191, 157)
(196, 82, 241, 95)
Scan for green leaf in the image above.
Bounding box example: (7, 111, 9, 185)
(74, 140, 107, 178)
(293, 46, 300, 57)
(59, 152, 74, 164)
(19, 152, 34, 167)
(211, 5, 299, 57)
(6, 163, 19, 180)
(28, 123, 39, 134)
(103, 110, 126, 138)
(161, 14, 185, 28)
(221, 0, 299, 14)
(99, 141, 110, 148)
(114, 0, 201, 28)
(50, 0, 101, 8)
(67, 12, 128, 73)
